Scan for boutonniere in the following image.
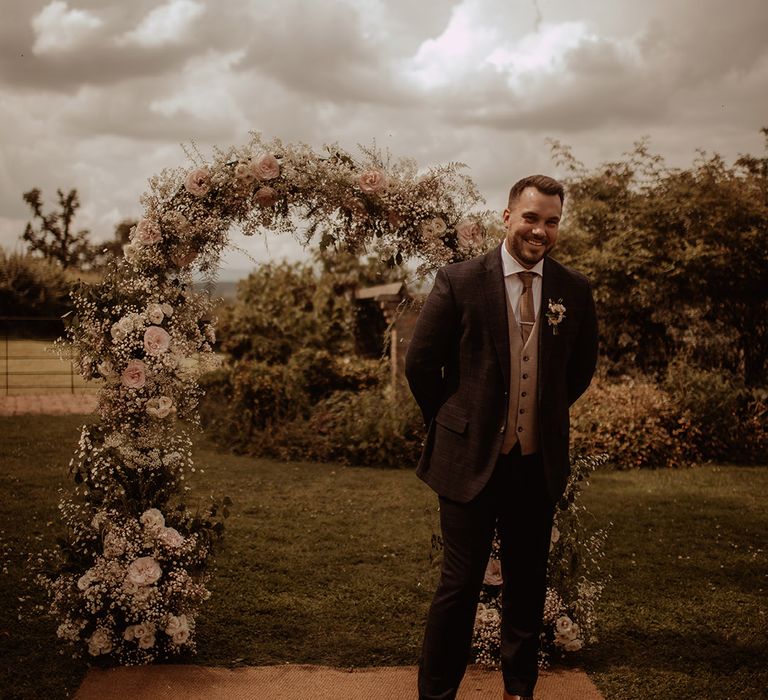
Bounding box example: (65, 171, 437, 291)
(546, 298, 566, 334)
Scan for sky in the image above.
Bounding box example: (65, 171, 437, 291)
(1, 0, 766, 279)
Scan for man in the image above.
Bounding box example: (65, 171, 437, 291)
(405, 175, 598, 700)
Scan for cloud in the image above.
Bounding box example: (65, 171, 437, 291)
(149, 50, 248, 129)
(239, 0, 411, 106)
(117, 0, 206, 48)
(32, 1, 104, 54)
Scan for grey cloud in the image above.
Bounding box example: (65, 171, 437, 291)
(239, 1, 412, 106)
(0, 0, 252, 92)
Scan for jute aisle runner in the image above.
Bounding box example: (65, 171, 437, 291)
(75, 664, 605, 699)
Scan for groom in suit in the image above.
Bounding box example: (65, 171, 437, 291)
(405, 175, 598, 700)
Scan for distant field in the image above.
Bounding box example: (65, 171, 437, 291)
(0, 339, 98, 395)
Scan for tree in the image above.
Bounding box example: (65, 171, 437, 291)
(22, 188, 96, 270)
(220, 248, 403, 365)
(552, 131, 768, 386)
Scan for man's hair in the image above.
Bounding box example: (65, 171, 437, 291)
(507, 175, 564, 208)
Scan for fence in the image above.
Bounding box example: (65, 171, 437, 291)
(0, 316, 97, 395)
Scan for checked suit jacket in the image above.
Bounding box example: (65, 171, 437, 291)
(405, 244, 598, 506)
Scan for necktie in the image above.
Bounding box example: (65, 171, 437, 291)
(518, 271, 535, 345)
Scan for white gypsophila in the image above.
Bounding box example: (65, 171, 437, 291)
(103, 530, 126, 558)
(57, 619, 84, 641)
(77, 569, 97, 591)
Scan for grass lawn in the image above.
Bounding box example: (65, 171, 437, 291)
(1, 415, 766, 699)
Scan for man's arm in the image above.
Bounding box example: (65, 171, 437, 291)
(567, 282, 598, 406)
(405, 267, 458, 427)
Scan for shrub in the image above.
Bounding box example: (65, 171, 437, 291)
(664, 361, 768, 463)
(199, 352, 386, 454)
(570, 376, 700, 469)
(268, 385, 424, 468)
(0, 250, 72, 318)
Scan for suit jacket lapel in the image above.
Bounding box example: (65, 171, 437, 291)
(481, 245, 510, 390)
(539, 256, 562, 400)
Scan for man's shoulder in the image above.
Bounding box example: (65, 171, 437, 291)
(439, 246, 498, 280)
(545, 256, 592, 289)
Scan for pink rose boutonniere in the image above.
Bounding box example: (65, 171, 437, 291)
(546, 298, 566, 335)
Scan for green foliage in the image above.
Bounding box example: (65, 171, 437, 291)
(199, 351, 385, 454)
(570, 377, 700, 469)
(663, 361, 767, 463)
(220, 251, 400, 364)
(0, 249, 73, 318)
(204, 249, 410, 466)
(553, 132, 768, 386)
(268, 385, 424, 468)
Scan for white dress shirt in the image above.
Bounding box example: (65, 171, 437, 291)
(500, 241, 544, 325)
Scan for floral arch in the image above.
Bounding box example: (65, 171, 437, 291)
(44, 134, 492, 663)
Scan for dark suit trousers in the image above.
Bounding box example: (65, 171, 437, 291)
(418, 446, 555, 699)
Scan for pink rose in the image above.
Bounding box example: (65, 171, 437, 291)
(184, 167, 211, 197)
(127, 556, 162, 586)
(144, 326, 171, 355)
(249, 153, 280, 180)
(455, 218, 483, 250)
(140, 507, 165, 532)
(556, 615, 574, 636)
(87, 628, 113, 656)
(138, 633, 156, 649)
(164, 211, 190, 234)
(358, 169, 388, 195)
(146, 396, 174, 419)
(158, 527, 184, 547)
(172, 628, 190, 645)
(121, 360, 146, 389)
(166, 614, 191, 645)
(165, 614, 189, 637)
(134, 218, 161, 246)
(254, 186, 278, 207)
(171, 245, 198, 268)
(483, 558, 503, 586)
(420, 217, 447, 241)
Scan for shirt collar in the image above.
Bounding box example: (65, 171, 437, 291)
(500, 240, 545, 278)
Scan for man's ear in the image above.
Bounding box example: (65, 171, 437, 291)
(502, 209, 511, 224)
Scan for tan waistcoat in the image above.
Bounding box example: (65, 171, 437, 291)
(500, 296, 541, 455)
